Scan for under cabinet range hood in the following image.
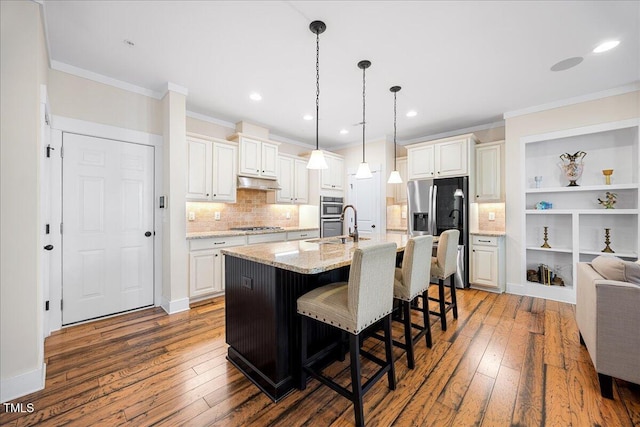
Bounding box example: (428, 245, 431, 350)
(237, 176, 282, 191)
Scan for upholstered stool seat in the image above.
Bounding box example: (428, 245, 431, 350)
(390, 235, 434, 369)
(429, 229, 460, 331)
(297, 242, 398, 427)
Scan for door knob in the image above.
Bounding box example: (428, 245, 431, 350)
(44, 244, 54, 251)
(371, 224, 376, 229)
(145, 231, 152, 237)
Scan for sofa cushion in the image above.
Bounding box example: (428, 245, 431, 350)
(591, 255, 640, 284)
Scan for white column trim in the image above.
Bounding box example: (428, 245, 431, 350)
(0, 364, 46, 403)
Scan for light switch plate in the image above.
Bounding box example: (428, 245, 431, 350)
(214, 211, 221, 220)
(286, 211, 291, 219)
(188, 211, 196, 221)
(488, 212, 495, 221)
(401, 210, 407, 219)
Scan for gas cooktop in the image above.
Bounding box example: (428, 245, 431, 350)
(230, 226, 283, 231)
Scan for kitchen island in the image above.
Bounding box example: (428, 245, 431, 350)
(222, 233, 409, 402)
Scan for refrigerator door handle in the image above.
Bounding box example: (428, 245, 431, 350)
(431, 184, 438, 235)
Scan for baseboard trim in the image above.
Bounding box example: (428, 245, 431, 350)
(506, 282, 526, 295)
(0, 363, 46, 403)
(161, 297, 190, 315)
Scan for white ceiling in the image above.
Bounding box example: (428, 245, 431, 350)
(43, 1, 639, 149)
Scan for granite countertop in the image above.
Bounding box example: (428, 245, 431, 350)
(471, 231, 506, 237)
(221, 233, 410, 275)
(386, 227, 407, 232)
(186, 227, 319, 240)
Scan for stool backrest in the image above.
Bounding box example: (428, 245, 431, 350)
(435, 229, 460, 279)
(401, 235, 434, 298)
(348, 242, 398, 332)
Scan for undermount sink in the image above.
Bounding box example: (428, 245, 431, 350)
(305, 236, 371, 244)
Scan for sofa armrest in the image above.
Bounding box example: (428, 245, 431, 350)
(576, 263, 600, 363)
(595, 279, 640, 384)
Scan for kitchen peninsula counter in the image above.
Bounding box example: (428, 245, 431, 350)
(222, 233, 410, 402)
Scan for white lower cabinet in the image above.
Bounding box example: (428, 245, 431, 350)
(189, 236, 245, 299)
(470, 234, 505, 292)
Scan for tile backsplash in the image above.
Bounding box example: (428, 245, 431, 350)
(386, 198, 407, 230)
(477, 202, 505, 232)
(186, 189, 300, 233)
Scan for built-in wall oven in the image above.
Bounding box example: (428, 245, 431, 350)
(320, 196, 344, 237)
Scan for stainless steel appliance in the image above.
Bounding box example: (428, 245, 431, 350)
(407, 177, 469, 288)
(320, 196, 344, 237)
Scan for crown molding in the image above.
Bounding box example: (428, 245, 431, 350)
(165, 82, 189, 97)
(50, 60, 163, 99)
(504, 82, 640, 119)
(400, 120, 505, 146)
(186, 110, 235, 129)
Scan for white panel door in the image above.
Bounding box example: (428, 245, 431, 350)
(186, 138, 212, 200)
(347, 171, 380, 235)
(62, 133, 154, 325)
(276, 156, 294, 203)
(212, 142, 237, 202)
(294, 159, 309, 203)
(239, 137, 261, 176)
(261, 142, 278, 178)
(471, 246, 498, 287)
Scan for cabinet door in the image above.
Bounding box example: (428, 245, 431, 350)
(407, 145, 435, 179)
(471, 245, 498, 287)
(239, 137, 261, 177)
(261, 142, 278, 178)
(276, 156, 294, 203)
(212, 142, 237, 202)
(321, 155, 344, 190)
(294, 159, 309, 203)
(436, 138, 468, 177)
(186, 138, 212, 200)
(475, 143, 502, 201)
(395, 158, 408, 203)
(189, 249, 223, 298)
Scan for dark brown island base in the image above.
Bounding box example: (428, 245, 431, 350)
(222, 234, 410, 402)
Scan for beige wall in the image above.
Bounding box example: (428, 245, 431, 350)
(504, 90, 640, 288)
(1, 0, 48, 396)
(48, 69, 163, 135)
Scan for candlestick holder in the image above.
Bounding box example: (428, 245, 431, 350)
(541, 226, 551, 248)
(601, 228, 615, 253)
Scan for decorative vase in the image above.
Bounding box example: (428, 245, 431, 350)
(559, 151, 587, 187)
(602, 169, 613, 185)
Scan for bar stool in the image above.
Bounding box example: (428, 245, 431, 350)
(297, 242, 398, 427)
(392, 235, 434, 369)
(429, 229, 460, 331)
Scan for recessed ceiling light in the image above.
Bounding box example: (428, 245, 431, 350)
(406, 110, 417, 118)
(249, 92, 262, 101)
(123, 39, 135, 47)
(340, 129, 349, 135)
(593, 40, 620, 53)
(550, 56, 584, 72)
(303, 114, 313, 121)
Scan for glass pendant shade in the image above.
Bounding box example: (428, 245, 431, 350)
(387, 170, 402, 184)
(356, 162, 372, 179)
(307, 149, 328, 169)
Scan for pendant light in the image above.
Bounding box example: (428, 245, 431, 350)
(355, 60, 372, 179)
(306, 21, 329, 170)
(387, 85, 403, 184)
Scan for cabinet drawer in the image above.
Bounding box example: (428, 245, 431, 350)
(190, 235, 246, 250)
(472, 235, 498, 246)
(287, 230, 319, 241)
(247, 233, 286, 244)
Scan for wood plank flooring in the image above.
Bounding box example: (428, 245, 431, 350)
(1, 288, 638, 426)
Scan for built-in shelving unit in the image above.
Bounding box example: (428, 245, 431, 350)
(521, 119, 639, 303)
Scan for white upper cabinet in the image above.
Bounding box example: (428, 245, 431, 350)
(186, 136, 237, 203)
(237, 135, 279, 178)
(212, 142, 237, 202)
(407, 145, 434, 179)
(406, 133, 476, 180)
(270, 156, 309, 204)
(475, 141, 504, 202)
(186, 137, 212, 200)
(321, 153, 344, 190)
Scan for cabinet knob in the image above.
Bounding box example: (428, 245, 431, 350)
(206, 193, 209, 196)
(44, 244, 54, 251)
(215, 254, 218, 257)
(214, 194, 216, 197)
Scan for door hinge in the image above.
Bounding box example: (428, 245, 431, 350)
(45, 224, 50, 234)
(60, 223, 63, 234)
(60, 300, 63, 311)
(45, 301, 50, 311)
(45, 113, 50, 126)
(60, 146, 64, 158)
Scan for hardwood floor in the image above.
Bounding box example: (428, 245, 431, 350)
(1, 288, 638, 426)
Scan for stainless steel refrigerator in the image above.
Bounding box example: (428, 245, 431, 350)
(407, 176, 469, 288)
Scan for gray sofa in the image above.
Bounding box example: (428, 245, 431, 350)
(575, 257, 640, 398)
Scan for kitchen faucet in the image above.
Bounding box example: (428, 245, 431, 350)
(340, 205, 359, 242)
